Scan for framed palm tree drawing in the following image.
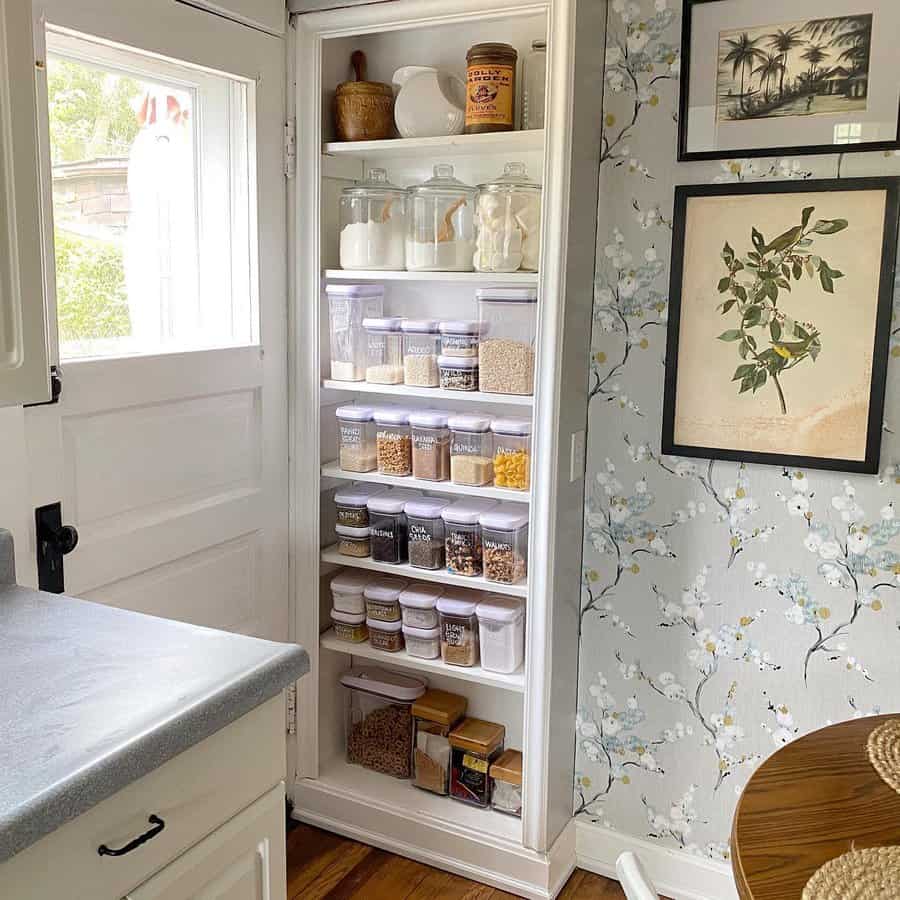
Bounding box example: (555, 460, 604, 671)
(662, 178, 899, 474)
(678, 1, 900, 160)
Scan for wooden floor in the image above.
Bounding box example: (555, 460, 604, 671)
(286, 821, 627, 899)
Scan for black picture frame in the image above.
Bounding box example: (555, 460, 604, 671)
(678, 0, 900, 162)
(662, 177, 900, 474)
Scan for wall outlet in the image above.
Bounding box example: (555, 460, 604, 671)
(570, 429, 586, 482)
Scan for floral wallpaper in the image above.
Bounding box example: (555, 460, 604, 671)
(574, 0, 900, 860)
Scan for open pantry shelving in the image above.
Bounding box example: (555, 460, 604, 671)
(322, 268, 540, 285)
(320, 379, 535, 407)
(322, 128, 545, 160)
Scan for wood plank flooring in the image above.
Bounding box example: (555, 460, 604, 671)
(286, 821, 628, 899)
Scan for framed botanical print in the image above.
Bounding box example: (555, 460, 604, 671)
(662, 178, 899, 474)
(678, 0, 900, 160)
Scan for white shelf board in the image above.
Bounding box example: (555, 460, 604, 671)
(321, 545, 528, 598)
(323, 268, 539, 285)
(321, 628, 525, 693)
(321, 462, 530, 503)
(323, 129, 545, 160)
(321, 379, 534, 407)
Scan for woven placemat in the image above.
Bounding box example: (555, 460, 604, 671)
(867, 719, 900, 794)
(802, 847, 900, 900)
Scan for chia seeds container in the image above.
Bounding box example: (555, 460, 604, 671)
(367, 489, 420, 563)
(405, 496, 452, 570)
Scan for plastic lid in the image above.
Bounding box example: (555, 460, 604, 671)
(363, 576, 409, 602)
(476, 594, 525, 623)
(449, 717, 506, 754)
(490, 748, 523, 785)
(491, 417, 532, 436)
(475, 287, 538, 303)
(336, 405, 375, 422)
(479, 503, 530, 530)
(448, 413, 491, 433)
(334, 483, 385, 506)
(339, 666, 426, 700)
(441, 497, 498, 525)
(408, 409, 451, 429)
(404, 496, 452, 519)
(341, 167, 407, 198)
(363, 316, 405, 332)
(478, 161, 542, 192)
(373, 407, 412, 425)
(368, 488, 420, 514)
(366, 617, 402, 632)
(402, 623, 441, 640)
(412, 689, 468, 726)
(326, 283, 385, 298)
(335, 524, 370, 538)
(330, 570, 371, 594)
(439, 320, 483, 335)
(331, 608, 366, 625)
(400, 318, 440, 334)
(407, 164, 476, 197)
(438, 355, 478, 369)
(437, 588, 481, 616)
(399, 582, 444, 608)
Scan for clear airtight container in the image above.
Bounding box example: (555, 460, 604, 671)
(402, 624, 441, 659)
(330, 570, 370, 615)
(368, 617, 405, 652)
(409, 410, 451, 482)
(412, 690, 468, 796)
(331, 609, 368, 643)
(335, 524, 371, 558)
(449, 415, 493, 486)
(406, 164, 476, 272)
(439, 320, 482, 358)
(334, 483, 384, 528)
(441, 497, 498, 577)
(438, 356, 479, 392)
(476, 595, 525, 673)
(367, 489, 420, 563)
(490, 749, 523, 816)
(436, 589, 482, 666)
(339, 169, 407, 271)
(327, 284, 384, 381)
(399, 582, 444, 628)
(364, 576, 407, 622)
(480, 504, 529, 585)
(491, 418, 532, 491)
(364, 317, 405, 384)
(474, 162, 542, 273)
(374, 408, 412, 476)
(401, 319, 441, 387)
(335, 405, 377, 473)
(405, 497, 452, 570)
(477, 288, 537, 395)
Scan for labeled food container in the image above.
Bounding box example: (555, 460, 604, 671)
(465, 43, 517, 134)
(438, 356, 479, 392)
(474, 163, 542, 273)
(339, 168, 407, 270)
(476, 595, 525, 673)
(399, 582, 444, 628)
(479, 504, 529, 585)
(402, 624, 441, 659)
(449, 718, 506, 807)
(409, 410, 451, 482)
(327, 284, 384, 381)
(335, 405, 377, 473)
(401, 320, 441, 387)
(335, 524, 371, 558)
(364, 317, 405, 384)
(439, 320, 482, 358)
(442, 497, 498, 577)
(331, 609, 369, 643)
(341, 667, 426, 778)
(367, 489, 420, 563)
(406, 165, 477, 272)
(477, 288, 537, 395)
(412, 690, 468, 796)
(364, 576, 408, 622)
(436, 588, 482, 666)
(490, 749, 523, 816)
(449, 415, 494, 486)
(330, 570, 370, 615)
(404, 497, 452, 570)
(367, 617, 405, 652)
(374, 407, 412, 476)
(334, 483, 384, 527)
(491, 418, 532, 491)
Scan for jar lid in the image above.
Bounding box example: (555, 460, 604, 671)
(399, 582, 444, 608)
(363, 575, 409, 602)
(339, 666, 426, 700)
(491, 417, 532, 436)
(334, 483, 384, 506)
(330, 570, 371, 594)
(441, 497, 498, 525)
(341, 167, 407, 199)
(437, 588, 481, 616)
(475, 287, 538, 303)
(439, 319, 483, 335)
(400, 318, 440, 334)
(366, 616, 403, 632)
(479, 503, 530, 531)
(449, 717, 506, 754)
(467, 42, 518, 61)
(402, 623, 441, 640)
(404, 497, 452, 519)
(438, 355, 479, 370)
(373, 406, 412, 425)
(412, 688, 468, 726)
(490, 748, 523, 785)
(335, 524, 370, 538)
(408, 409, 451, 429)
(363, 316, 405, 332)
(336, 405, 375, 422)
(407, 164, 477, 197)
(331, 608, 366, 625)
(477, 161, 541, 192)
(325, 283, 385, 298)
(448, 413, 492, 433)
(476, 594, 525, 623)
(368, 488, 420, 513)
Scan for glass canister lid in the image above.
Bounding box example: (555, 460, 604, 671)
(478, 161, 542, 193)
(408, 164, 477, 198)
(341, 167, 407, 199)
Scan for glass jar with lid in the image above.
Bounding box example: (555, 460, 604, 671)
(449, 414, 494, 486)
(335, 405, 377, 472)
(401, 319, 441, 387)
(339, 168, 407, 271)
(406, 165, 476, 272)
(477, 288, 537, 395)
(491, 418, 532, 490)
(409, 410, 451, 482)
(327, 283, 384, 381)
(474, 162, 542, 273)
(364, 317, 405, 384)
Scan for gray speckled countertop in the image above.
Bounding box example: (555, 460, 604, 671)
(0, 530, 309, 864)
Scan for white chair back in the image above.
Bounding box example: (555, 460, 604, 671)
(615, 851, 660, 900)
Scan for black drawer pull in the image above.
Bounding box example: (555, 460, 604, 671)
(98, 815, 165, 857)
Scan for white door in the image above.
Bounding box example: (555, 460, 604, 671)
(126, 784, 287, 900)
(10, 0, 289, 640)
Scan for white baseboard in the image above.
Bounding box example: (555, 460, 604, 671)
(575, 819, 740, 900)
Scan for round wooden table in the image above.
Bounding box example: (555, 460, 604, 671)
(732, 714, 900, 899)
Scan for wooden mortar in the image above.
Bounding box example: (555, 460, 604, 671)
(335, 50, 394, 142)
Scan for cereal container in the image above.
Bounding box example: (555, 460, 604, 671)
(491, 418, 532, 491)
(477, 288, 537, 395)
(330, 570, 370, 615)
(339, 169, 407, 270)
(374, 407, 412, 476)
(364, 576, 408, 621)
(404, 497, 451, 570)
(412, 690, 468, 795)
(327, 283, 384, 381)
(436, 588, 482, 666)
(476, 595, 525, 674)
(340, 667, 426, 778)
(448, 415, 494, 486)
(364, 317, 405, 384)
(367, 489, 420, 563)
(409, 410, 451, 482)
(335, 405, 377, 473)
(334, 483, 384, 527)
(399, 582, 444, 628)
(401, 319, 441, 387)
(441, 497, 498, 577)
(331, 609, 369, 643)
(490, 749, 523, 816)
(449, 718, 505, 807)
(439, 320, 482, 358)
(479, 504, 529, 585)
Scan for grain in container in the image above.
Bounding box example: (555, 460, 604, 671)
(401, 319, 441, 387)
(438, 355, 479, 392)
(330, 570, 370, 615)
(490, 749, 523, 816)
(399, 581, 444, 628)
(335, 405, 377, 473)
(409, 410, 451, 482)
(477, 288, 537, 395)
(334, 483, 384, 527)
(402, 623, 441, 659)
(327, 283, 384, 381)
(364, 317, 405, 384)
(479, 504, 529, 584)
(364, 576, 408, 622)
(439, 319, 482, 358)
(449, 718, 506, 807)
(331, 609, 369, 644)
(367, 617, 405, 652)
(373, 407, 412, 476)
(436, 588, 482, 666)
(476, 595, 525, 673)
(367, 489, 420, 563)
(448, 415, 493, 486)
(404, 497, 452, 570)
(442, 497, 498, 577)
(339, 168, 407, 270)
(412, 690, 468, 796)
(491, 418, 532, 491)
(340, 667, 426, 778)
(335, 524, 371, 558)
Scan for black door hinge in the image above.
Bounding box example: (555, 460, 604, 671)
(24, 366, 62, 408)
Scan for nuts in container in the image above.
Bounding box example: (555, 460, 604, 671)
(441, 497, 498, 578)
(479, 503, 529, 585)
(405, 497, 451, 570)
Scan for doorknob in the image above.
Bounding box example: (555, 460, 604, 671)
(35, 502, 79, 594)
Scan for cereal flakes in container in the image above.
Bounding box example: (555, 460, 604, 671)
(334, 482, 384, 528)
(335, 405, 377, 473)
(441, 497, 498, 578)
(327, 283, 384, 381)
(491, 417, 532, 491)
(476, 594, 525, 674)
(330, 569, 370, 615)
(364, 317, 405, 384)
(374, 407, 412, 476)
(399, 581, 444, 628)
(401, 319, 441, 387)
(436, 588, 482, 667)
(404, 496, 452, 571)
(477, 288, 537, 395)
(449, 414, 494, 486)
(479, 503, 529, 585)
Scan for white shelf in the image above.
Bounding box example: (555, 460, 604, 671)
(321, 379, 534, 407)
(323, 268, 539, 285)
(320, 462, 530, 503)
(323, 129, 545, 160)
(321, 628, 525, 693)
(321, 545, 528, 598)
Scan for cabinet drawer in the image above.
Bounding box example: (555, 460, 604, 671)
(0, 695, 284, 900)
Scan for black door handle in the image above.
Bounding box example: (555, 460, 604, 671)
(35, 502, 78, 593)
(98, 815, 165, 857)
